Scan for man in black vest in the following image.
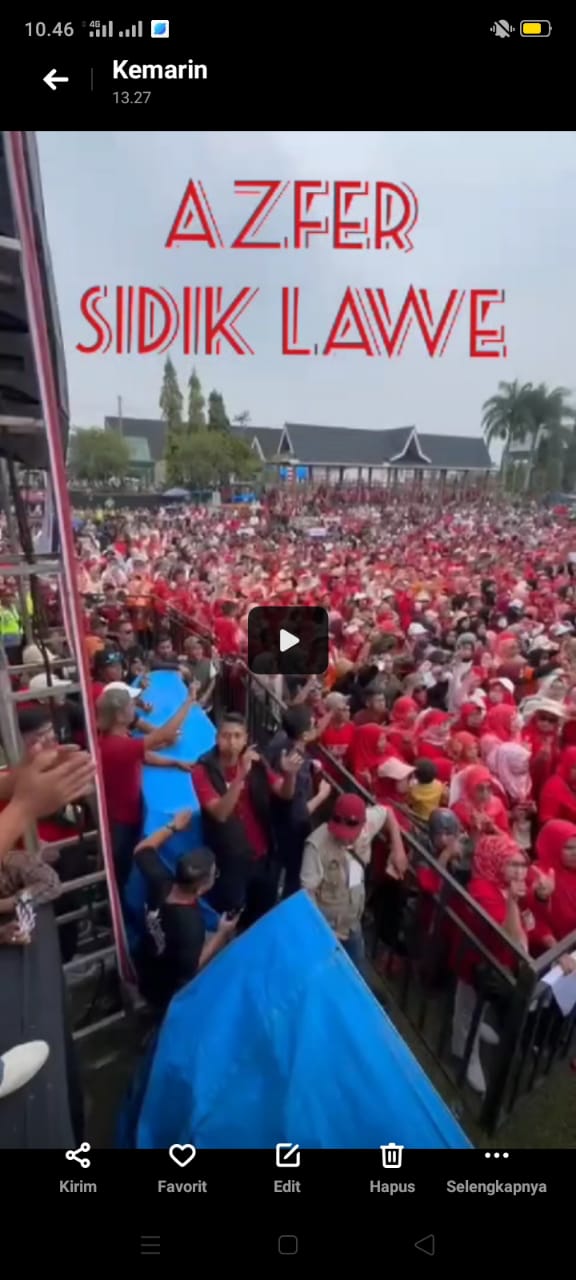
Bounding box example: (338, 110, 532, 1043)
(191, 713, 301, 929)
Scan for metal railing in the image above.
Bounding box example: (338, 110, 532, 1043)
(75, 598, 576, 1128)
(211, 650, 576, 1134)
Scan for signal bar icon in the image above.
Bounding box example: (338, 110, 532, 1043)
(119, 20, 144, 37)
(89, 20, 113, 37)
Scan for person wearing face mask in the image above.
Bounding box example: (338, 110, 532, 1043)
(300, 793, 407, 968)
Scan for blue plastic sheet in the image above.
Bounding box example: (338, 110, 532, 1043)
(135, 892, 471, 1150)
(123, 670, 217, 949)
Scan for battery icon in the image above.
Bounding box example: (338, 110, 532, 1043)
(520, 20, 552, 35)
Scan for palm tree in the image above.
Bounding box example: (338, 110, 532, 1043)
(481, 380, 533, 476)
(523, 383, 575, 492)
(483, 380, 576, 492)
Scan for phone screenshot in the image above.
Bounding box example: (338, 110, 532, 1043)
(0, 51, 573, 1263)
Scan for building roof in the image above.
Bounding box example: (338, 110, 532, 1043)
(104, 416, 494, 471)
(416, 433, 493, 470)
(282, 424, 413, 465)
(281, 424, 493, 470)
(231, 426, 285, 457)
(105, 416, 166, 462)
(125, 436, 152, 464)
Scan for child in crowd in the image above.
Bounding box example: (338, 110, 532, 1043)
(408, 758, 446, 821)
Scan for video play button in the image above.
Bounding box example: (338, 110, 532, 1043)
(247, 606, 329, 677)
(279, 629, 299, 653)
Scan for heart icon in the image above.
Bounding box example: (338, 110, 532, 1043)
(168, 1144, 196, 1167)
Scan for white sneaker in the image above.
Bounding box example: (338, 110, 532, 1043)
(0, 1042, 50, 1099)
(480, 1023, 500, 1046)
(466, 1054, 487, 1094)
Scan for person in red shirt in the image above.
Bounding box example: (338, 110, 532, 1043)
(214, 603, 242, 657)
(538, 745, 576, 824)
(319, 692, 356, 777)
(353, 686, 389, 727)
(191, 712, 300, 928)
(97, 684, 198, 891)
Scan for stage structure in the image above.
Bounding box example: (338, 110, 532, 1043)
(0, 131, 132, 1001)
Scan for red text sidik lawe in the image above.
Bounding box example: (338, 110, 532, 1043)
(76, 180, 507, 359)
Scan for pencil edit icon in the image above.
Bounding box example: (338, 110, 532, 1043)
(381, 1142, 404, 1168)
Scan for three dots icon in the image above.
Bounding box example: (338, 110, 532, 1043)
(484, 1151, 510, 1159)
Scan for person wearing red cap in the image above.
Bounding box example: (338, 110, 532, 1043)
(300, 792, 407, 967)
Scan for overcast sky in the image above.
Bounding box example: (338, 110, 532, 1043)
(36, 130, 576, 441)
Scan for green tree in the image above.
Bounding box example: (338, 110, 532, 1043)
(68, 428, 131, 482)
(166, 429, 260, 489)
(563, 435, 576, 493)
(159, 355, 183, 428)
(481, 380, 533, 478)
(207, 389, 231, 431)
(482, 380, 576, 493)
(233, 410, 251, 428)
(160, 356, 184, 473)
(187, 367, 206, 430)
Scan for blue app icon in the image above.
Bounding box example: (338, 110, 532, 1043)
(151, 20, 169, 37)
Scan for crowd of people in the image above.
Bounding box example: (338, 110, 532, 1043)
(2, 484, 576, 1141)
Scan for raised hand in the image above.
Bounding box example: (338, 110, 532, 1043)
(238, 747, 260, 779)
(280, 749, 303, 776)
(13, 747, 95, 820)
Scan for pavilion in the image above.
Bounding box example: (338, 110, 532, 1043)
(104, 417, 495, 489)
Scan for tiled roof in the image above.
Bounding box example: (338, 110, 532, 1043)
(282, 423, 493, 470)
(283, 424, 414, 465)
(416, 433, 493, 470)
(231, 426, 285, 456)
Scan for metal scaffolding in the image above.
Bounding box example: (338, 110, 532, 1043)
(1, 130, 133, 992)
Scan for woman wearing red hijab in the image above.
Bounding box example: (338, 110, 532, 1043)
(480, 704, 521, 767)
(482, 703, 521, 745)
(486, 676, 516, 707)
(522, 701, 564, 801)
(348, 723, 390, 791)
(533, 820, 576, 948)
(449, 730, 479, 769)
(451, 765, 510, 840)
(451, 833, 529, 1093)
(451, 701, 486, 738)
(539, 745, 576, 823)
(415, 710, 453, 783)
(385, 695, 418, 762)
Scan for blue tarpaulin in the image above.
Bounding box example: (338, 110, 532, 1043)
(123, 670, 217, 949)
(135, 892, 471, 1150)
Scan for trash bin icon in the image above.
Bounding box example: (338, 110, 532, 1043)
(380, 1143, 404, 1168)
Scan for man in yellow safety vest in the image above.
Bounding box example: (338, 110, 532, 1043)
(0, 584, 23, 661)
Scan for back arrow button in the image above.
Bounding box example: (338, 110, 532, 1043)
(414, 1235, 435, 1257)
(44, 69, 69, 91)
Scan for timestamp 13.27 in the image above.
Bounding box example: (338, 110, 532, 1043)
(113, 91, 152, 104)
